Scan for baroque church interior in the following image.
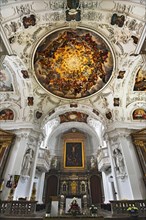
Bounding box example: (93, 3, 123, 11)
(0, 0, 146, 219)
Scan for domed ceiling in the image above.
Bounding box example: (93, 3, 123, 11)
(33, 28, 114, 99)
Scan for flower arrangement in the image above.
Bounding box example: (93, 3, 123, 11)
(127, 205, 139, 214)
(127, 206, 138, 212)
(89, 205, 98, 216)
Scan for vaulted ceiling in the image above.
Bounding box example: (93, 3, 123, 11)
(0, 0, 146, 156)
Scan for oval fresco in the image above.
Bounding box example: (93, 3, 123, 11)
(33, 28, 114, 99)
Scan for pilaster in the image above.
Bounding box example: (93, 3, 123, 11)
(105, 127, 145, 200)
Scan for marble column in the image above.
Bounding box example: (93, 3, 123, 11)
(106, 128, 146, 200)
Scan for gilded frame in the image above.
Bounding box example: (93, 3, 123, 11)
(0, 129, 15, 178)
(64, 140, 85, 169)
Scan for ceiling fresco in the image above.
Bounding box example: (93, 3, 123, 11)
(33, 28, 114, 99)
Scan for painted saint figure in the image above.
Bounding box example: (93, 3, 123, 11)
(66, 143, 82, 167)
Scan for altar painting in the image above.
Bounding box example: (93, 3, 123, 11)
(64, 141, 84, 168)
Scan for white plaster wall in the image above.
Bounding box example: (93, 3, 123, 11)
(51, 201, 59, 216)
(35, 172, 45, 204)
(14, 177, 31, 200)
(117, 177, 132, 200)
(102, 172, 114, 203)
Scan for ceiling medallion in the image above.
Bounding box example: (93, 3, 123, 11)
(33, 28, 114, 99)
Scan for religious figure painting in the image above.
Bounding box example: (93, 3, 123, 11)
(134, 68, 146, 91)
(64, 141, 84, 168)
(0, 68, 13, 92)
(133, 108, 146, 120)
(33, 28, 114, 99)
(0, 109, 14, 120)
(59, 111, 88, 123)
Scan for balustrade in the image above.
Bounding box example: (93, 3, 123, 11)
(110, 200, 146, 217)
(0, 200, 37, 216)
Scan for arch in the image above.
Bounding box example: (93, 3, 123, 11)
(41, 103, 106, 127)
(126, 101, 146, 121)
(40, 104, 107, 153)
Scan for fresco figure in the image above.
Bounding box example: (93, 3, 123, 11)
(133, 108, 146, 120)
(0, 109, 14, 120)
(0, 70, 13, 91)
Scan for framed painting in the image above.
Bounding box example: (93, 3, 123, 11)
(64, 141, 85, 169)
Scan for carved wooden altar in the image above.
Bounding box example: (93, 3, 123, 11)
(0, 200, 37, 216)
(44, 170, 102, 216)
(43, 130, 103, 215)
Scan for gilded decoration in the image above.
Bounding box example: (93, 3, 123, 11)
(33, 28, 114, 99)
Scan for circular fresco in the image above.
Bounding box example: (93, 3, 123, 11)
(33, 28, 114, 99)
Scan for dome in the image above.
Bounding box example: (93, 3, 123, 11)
(33, 27, 114, 99)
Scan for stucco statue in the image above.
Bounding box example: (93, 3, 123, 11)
(52, 156, 58, 169)
(113, 148, 125, 175)
(90, 156, 96, 169)
(21, 148, 33, 176)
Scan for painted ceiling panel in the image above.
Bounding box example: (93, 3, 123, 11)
(0, 0, 145, 127)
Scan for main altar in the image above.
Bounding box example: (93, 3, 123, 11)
(43, 131, 103, 217)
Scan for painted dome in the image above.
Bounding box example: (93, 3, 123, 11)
(33, 28, 114, 99)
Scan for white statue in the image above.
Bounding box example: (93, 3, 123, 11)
(90, 156, 96, 169)
(113, 148, 125, 174)
(21, 148, 33, 176)
(52, 156, 58, 169)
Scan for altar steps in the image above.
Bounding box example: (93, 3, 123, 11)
(0, 216, 146, 220)
(0, 217, 42, 220)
